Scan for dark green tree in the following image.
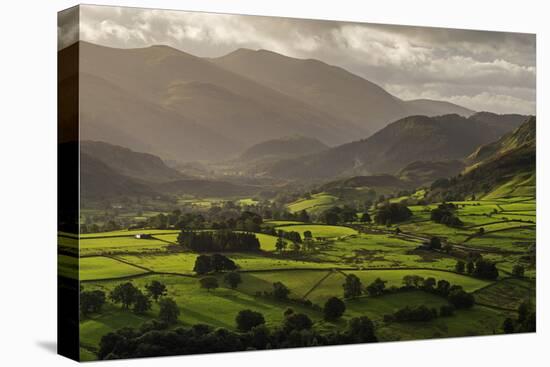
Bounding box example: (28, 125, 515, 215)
(132, 291, 152, 314)
(273, 281, 290, 300)
(323, 297, 346, 321)
(145, 280, 167, 302)
(235, 309, 266, 331)
(158, 297, 180, 324)
(366, 278, 386, 296)
(224, 271, 242, 289)
(200, 276, 219, 292)
(455, 260, 465, 273)
(110, 282, 140, 309)
(343, 274, 363, 298)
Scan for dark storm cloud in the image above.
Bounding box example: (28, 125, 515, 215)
(76, 4, 536, 114)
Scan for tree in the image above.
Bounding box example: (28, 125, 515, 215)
(343, 274, 363, 298)
(347, 316, 378, 343)
(436, 279, 451, 296)
(303, 230, 313, 240)
(360, 212, 371, 223)
(455, 260, 465, 273)
(374, 203, 412, 225)
(200, 276, 219, 292)
(478, 227, 485, 236)
(466, 260, 475, 275)
(275, 236, 286, 253)
(366, 278, 387, 296)
(80, 290, 106, 316)
(298, 210, 310, 223)
(422, 277, 436, 291)
(402, 275, 424, 288)
(145, 280, 167, 302)
(158, 297, 180, 324)
(224, 271, 242, 289)
(473, 259, 499, 280)
(211, 253, 237, 272)
(323, 297, 346, 321)
(512, 264, 525, 278)
(193, 255, 212, 275)
(448, 289, 474, 309)
(428, 237, 442, 250)
(132, 291, 152, 314)
(503, 317, 515, 333)
(110, 282, 140, 309)
(284, 313, 313, 331)
(273, 282, 290, 300)
(235, 309, 265, 331)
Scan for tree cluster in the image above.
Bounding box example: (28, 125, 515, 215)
(193, 254, 237, 275)
(374, 203, 412, 225)
(430, 203, 463, 227)
(320, 206, 357, 225)
(179, 230, 261, 252)
(97, 313, 377, 360)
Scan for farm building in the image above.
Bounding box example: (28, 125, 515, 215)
(135, 233, 153, 239)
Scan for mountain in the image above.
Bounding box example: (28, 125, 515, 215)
(262, 113, 527, 180)
(80, 152, 156, 200)
(466, 116, 535, 166)
(80, 141, 186, 183)
(430, 117, 536, 200)
(398, 160, 466, 186)
(212, 48, 474, 134)
(78, 140, 265, 199)
(240, 135, 328, 161)
(71, 41, 368, 161)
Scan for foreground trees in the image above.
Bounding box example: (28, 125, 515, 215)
(158, 297, 180, 324)
(145, 280, 167, 301)
(97, 314, 378, 359)
(323, 297, 346, 321)
(343, 274, 363, 299)
(80, 290, 106, 316)
(193, 254, 237, 275)
(236, 310, 265, 331)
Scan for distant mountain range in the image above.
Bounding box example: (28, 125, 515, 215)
(212, 48, 474, 134)
(61, 41, 476, 162)
(260, 112, 529, 180)
(240, 135, 328, 162)
(79, 141, 262, 200)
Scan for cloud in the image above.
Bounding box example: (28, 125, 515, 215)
(74, 4, 536, 115)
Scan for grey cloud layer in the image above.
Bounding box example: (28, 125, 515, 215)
(76, 5, 536, 114)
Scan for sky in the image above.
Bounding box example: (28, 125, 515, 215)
(59, 5, 536, 115)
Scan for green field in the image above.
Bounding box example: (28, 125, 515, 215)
(287, 193, 338, 214)
(80, 256, 149, 281)
(276, 224, 358, 238)
(76, 194, 534, 360)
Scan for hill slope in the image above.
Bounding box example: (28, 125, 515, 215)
(80, 141, 186, 183)
(212, 48, 473, 134)
(73, 41, 367, 161)
(240, 135, 328, 161)
(430, 117, 536, 200)
(263, 113, 523, 180)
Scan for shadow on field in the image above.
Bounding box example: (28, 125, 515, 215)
(36, 340, 57, 354)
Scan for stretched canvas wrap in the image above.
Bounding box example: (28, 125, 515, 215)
(58, 4, 536, 362)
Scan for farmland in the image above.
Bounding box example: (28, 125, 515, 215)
(69, 194, 535, 360)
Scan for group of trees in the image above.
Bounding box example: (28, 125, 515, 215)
(385, 305, 438, 322)
(320, 206, 358, 225)
(374, 203, 412, 225)
(193, 254, 238, 275)
(455, 257, 499, 280)
(401, 275, 475, 309)
(81, 281, 180, 324)
(179, 230, 261, 252)
(430, 203, 463, 227)
(198, 272, 244, 292)
(502, 301, 536, 334)
(97, 311, 377, 360)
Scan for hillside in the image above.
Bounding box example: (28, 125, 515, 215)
(80, 152, 156, 200)
(213, 48, 474, 134)
(240, 135, 328, 161)
(263, 113, 524, 180)
(72, 41, 367, 161)
(430, 117, 536, 200)
(466, 116, 535, 166)
(398, 160, 465, 186)
(80, 141, 185, 183)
